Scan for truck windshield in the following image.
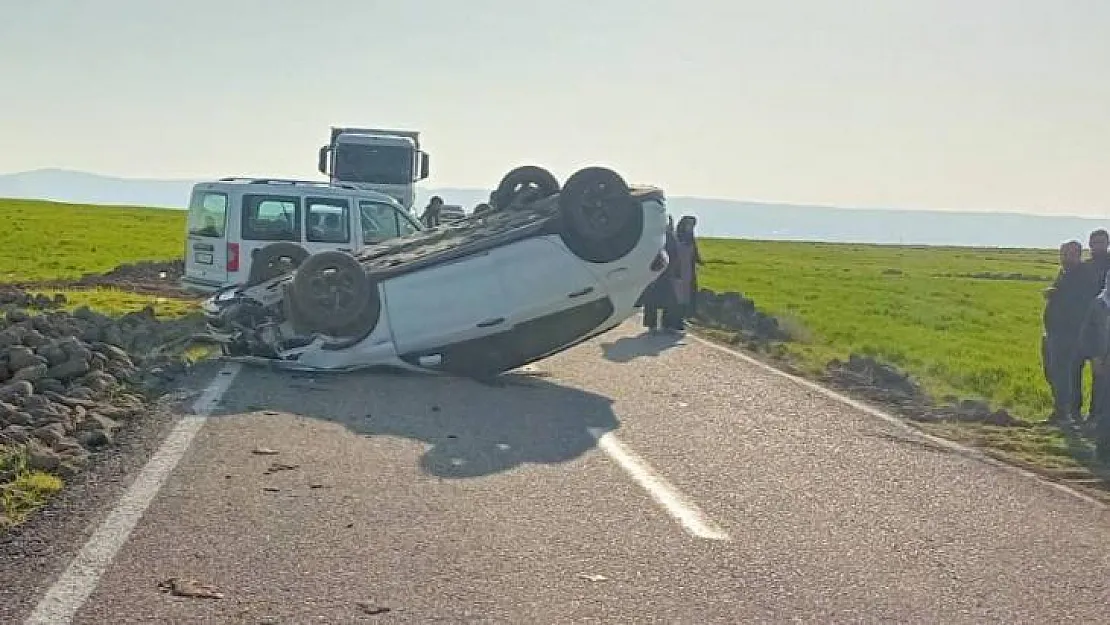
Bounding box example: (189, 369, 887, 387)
(333, 144, 413, 186)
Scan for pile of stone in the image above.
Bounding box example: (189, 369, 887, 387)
(0, 292, 203, 478)
(824, 354, 1022, 427)
(694, 289, 789, 342)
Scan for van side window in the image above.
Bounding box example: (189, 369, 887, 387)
(306, 197, 351, 243)
(242, 195, 301, 242)
(188, 191, 228, 238)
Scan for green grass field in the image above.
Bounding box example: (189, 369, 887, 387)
(0, 196, 1102, 491)
(697, 239, 1060, 422)
(0, 198, 185, 282)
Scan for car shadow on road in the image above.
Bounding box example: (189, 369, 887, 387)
(599, 330, 684, 363)
(210, 366, 620, 480)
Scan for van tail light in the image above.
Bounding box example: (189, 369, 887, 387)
(650, 250, 669, 272)
(227, 243, 240, 272)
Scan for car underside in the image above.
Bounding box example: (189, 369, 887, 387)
(201, 165, 669, 378)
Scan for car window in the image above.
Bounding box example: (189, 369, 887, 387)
(306, 197, 351, 243)
(187, 191, 228, 238)
(359, 200, 418, 242)
(242, 194, 301, 241)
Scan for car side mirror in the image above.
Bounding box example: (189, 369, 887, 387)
(318, 146, 330, 175)
(419, 152, 430, 180)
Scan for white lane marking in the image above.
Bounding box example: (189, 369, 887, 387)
(587, 427, 731, 542)
(25, 362, 243, 625)
(686, 332, 1109, 510)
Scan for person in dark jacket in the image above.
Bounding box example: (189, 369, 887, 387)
(642, 217, 682, 333)
(419, 196, 444, 228)
(1077, 286, 1110, 462)
(1043, 240, 1098, 423)
(1079, 229, 1110, 418)
(672, 215, 704, 321)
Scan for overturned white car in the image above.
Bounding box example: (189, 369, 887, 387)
(201, 165, 669, 377)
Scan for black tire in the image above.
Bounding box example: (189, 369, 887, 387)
(492, 165, 560, 210)
(558, 166, 644, 263)
(246, 242, 310, 286)
(290, 250, 372, 332)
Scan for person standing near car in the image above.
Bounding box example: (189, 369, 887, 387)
(1043, 240, 1097, 424)
(643, 216, 681, 333)
(1080, 229, 1110, 419)
(671, 215, 704, 324)
(1078, 284, 1110, 463)
(419, 196, 444, 228)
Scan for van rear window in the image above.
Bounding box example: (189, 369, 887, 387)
(242, 194, 301, 241)
(188, 191, 228, 238)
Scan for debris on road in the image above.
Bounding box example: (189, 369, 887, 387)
(251, 447, 281, 456)
(576, 573, 609, 582)
(263, 462, 299, 475)
(355, 601, 391, 615)
(157, 576, 225, 599)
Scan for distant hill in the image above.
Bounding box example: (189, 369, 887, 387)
(1, 168, 1104, 249)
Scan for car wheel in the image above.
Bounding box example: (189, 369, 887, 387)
(558, 166, 644, 263)
(492, 165, 560, 210)
(290, 250, 373, 332)
(246, 242, 310, 286)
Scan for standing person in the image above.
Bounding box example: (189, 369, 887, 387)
(671, 215, 704, 324)
(1043, 240, 1097, 424)
(642, 216, 680, 333)
(1077, 286, 1110, 463)
(1080, 229, 1110, 420)
(419, 196, 444, 228)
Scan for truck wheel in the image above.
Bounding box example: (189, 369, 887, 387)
(290, 251, 372, 332)
(558, 167, 643, 263)
(246, 242, 309, 286)
(492, 165, 560, 210)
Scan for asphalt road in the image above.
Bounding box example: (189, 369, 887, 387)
(11, 319, 1110, 623)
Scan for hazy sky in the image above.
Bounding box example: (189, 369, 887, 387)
(2, 0, 1108, 215)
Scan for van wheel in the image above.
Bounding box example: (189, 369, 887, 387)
(290, 251, 372, 332)
(558, 167, 643, 263)
(492, 165, 560, 210)
(246, 242, 309, 286)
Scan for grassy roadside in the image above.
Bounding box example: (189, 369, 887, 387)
(692, 237, 1107, 493)
(1, 197, 196, 529)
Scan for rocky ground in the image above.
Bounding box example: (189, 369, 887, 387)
(0, 285, 205, 528)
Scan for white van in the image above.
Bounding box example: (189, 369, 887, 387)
(181, 177, 424, 294)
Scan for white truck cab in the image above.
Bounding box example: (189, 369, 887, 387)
(317, 127, 431, 211)
(181, 177, 423, 294)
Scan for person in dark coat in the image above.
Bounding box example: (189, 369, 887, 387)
(1077, 286, 1110, 463)
(642, 217, 682, 333)
(1079, 229, 1110, 419)
(1043, 240, 1098, 423)
(672, 215, 703, 321)
(419, 196, 444, 228)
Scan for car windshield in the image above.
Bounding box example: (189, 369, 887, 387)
(333, 144, 413, 186)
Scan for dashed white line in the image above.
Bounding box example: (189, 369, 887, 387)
(587, 427, 731, 542)
(25, 362, 242, 625)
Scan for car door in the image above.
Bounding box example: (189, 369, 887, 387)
(495, 236, 604, 326)
(183, 187, 230, 287)
(382, 251, 510, 356)
(303, 196, 354, 255)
